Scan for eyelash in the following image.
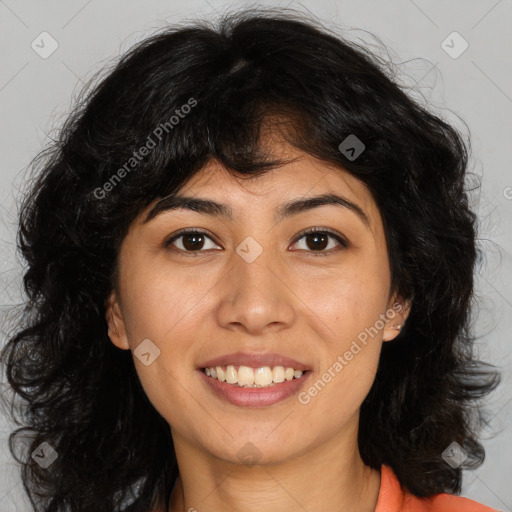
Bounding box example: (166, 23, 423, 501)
(163, 227, 348, 257)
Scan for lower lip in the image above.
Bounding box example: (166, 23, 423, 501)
(198, 370, 311, 407)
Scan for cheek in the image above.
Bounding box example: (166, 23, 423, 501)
(295, 253, 388, 404)
(297, 251, 390, 339)
(117, 261, 210, 392)
(298, 308, 384, 429)
(296, 354, 379, 444)
(119, 260, 204, 343)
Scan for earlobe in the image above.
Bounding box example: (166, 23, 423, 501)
(382, 297, 412, 342)
(105, 291, 130, 350)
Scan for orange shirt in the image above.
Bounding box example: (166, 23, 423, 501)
(375, 464, 499, 511)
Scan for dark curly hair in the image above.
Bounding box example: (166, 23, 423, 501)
(0, 6, 500, 512)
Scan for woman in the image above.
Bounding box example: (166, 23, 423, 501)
(0, 7, 501, 512)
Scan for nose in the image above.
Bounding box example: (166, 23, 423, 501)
(216, 246, 295, 335)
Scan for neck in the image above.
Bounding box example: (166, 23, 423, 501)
(166, 421, 381, 512)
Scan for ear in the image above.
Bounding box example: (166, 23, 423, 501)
(382, 295, 412, 343)
(105, 290, 130, 350)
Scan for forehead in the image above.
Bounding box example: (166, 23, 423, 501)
(189, 153, 365, 199)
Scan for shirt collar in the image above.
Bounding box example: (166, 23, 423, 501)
(374, 464, 406, 511)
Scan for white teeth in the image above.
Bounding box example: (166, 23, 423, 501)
(272, 366, 285, 383)
(237, 365, 255, 386)
(225, 365, 237, 384)
(216, 366, 225, 382)
(254, 367, 273, 386)
(203, 365, 305, 387)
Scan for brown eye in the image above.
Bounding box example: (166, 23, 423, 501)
(164, 229, 220, 254)
(291, 229, 347, 254)
(180, 233, 207, 251)
(304, 232, 329, 251)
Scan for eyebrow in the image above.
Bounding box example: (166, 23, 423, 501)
(143, 193, 371, 229)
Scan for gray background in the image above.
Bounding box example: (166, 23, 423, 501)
(0, 0, 511, 510)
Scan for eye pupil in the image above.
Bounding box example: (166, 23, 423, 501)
(183, 234, 204, 251)
(306, 233, 328, 251)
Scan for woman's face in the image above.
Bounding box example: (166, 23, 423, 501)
(106, 139, 410, 466)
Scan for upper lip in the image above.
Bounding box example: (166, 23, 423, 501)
(198, 352, 311, 371)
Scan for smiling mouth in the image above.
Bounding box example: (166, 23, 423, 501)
(201, 365, 310, 388)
